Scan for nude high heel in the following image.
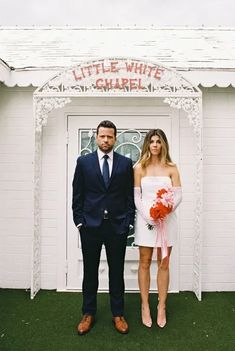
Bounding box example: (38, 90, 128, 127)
(141, 305, 152, 328)
(157, 305, 167, 328)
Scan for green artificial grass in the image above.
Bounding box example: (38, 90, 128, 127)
(0, 289, 235, 351)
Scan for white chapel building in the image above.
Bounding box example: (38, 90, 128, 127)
(0, 27, 235, 299)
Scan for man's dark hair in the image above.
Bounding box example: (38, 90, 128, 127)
(96, 120, 117, 137)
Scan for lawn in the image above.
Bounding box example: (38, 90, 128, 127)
(0, 290, 235, 351)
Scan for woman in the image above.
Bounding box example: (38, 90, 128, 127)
(134, 129, 182, 328)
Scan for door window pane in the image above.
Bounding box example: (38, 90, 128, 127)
(79, 128, 147, 166)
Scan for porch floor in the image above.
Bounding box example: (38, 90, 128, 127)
(0, 289, 234, 351)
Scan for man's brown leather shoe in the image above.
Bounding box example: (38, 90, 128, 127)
(77, 314, 94, 335)
(112, 316, 129, 334)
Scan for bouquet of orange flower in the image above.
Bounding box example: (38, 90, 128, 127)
(150, 187, 174, 222)
(148, 187, 174, 259)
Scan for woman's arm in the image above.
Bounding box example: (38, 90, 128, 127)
(170, 164, 182, 211)
(170, 164, 181, 187)
(134, 163, 142, 187)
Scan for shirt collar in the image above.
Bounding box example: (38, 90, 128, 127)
(97, 148, 114, 161)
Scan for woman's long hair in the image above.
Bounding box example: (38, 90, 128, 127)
(139, 129, 173, 168)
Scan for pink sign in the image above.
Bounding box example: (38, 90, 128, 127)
(72, 59, 164, 91)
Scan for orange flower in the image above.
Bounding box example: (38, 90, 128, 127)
(156, 188, 168, 197)
(150, 187, 173, 221)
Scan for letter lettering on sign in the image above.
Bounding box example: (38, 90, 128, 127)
(121, 78, 129, 88)
(93, 63, 102, 75)
(72, 69, 82, 81)
(96, 78, 104, 88)
(85, 65, 93, 76)
(134, 63, 144, 74)
(110, 61, 119, 73)
(81, 67, 86, 78)
(129, 79, 138, 90)
(105, 79, 113, 89)
(102, 63, 111, 73)
(125, 61, 134, 72)
(147, 66, 155, 77)
(114, 79, 121, 89)
(154, 67, 164, 80)
(138, 79, 144, 89)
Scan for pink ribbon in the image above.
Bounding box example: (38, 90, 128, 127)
(156, 219, 168, 260)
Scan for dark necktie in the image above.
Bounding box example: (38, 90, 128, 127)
(102, 154, 110, 188)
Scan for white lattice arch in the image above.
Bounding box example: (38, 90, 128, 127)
(32, 57, 203, 300)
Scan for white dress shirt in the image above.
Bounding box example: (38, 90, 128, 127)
(97, 148, 113, 177)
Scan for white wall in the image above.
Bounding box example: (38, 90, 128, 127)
(178, 108, 197, 291)
(1, 85, 235, 292)
(202, 87, 235, 291)
(0, 85, 34, 288)
(40, 111, 62, 289)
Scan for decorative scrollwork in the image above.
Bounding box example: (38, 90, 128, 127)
(117, 129, 142, 143)
(80, 129, 95, 155)
(164, 96, 202, 301)
(34, 97, 71, 132)
(31, 131, 42, 299)
(36, 58, 201, 97)
(164, 97, 201, 140)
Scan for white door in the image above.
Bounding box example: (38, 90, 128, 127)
(67, 112, 179, 292)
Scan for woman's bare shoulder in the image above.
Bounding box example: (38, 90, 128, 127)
(168, 163, 181, 186)
(170, 163, 179, 174)
(134, 162, 145, 178)
(134, 162, 142, 172)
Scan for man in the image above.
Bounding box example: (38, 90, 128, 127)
(72, 120, 135, 335)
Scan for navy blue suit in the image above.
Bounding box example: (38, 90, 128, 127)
(72, 150, 135, 316)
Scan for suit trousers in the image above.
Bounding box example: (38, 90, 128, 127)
(79, 220, 128, 316)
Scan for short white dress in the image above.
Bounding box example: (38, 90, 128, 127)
(134, 176, 177, 248)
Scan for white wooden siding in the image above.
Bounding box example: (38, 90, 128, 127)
(0, 86, 235, 292)
(0, 85, 34, 288)
(202, 87, 235, 291)
(178, 110, 197, 291)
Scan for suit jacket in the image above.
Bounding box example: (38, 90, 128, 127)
(72, 150, 135, 235)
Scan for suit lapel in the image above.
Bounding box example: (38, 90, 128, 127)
(92, 151, 106, 188)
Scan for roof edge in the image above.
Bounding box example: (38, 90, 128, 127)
(1, 25, 235, 31)
(2, 68, 235, 89)
(0, 59, 11, 83)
